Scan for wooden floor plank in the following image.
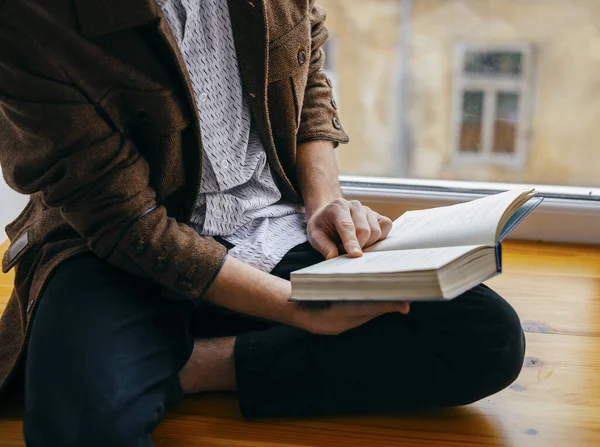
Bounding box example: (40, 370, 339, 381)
(488, 273, 600, 336)
(1, 240, 600, 446)
(488, 241, 600, 336)
(499, 241, 600, 278)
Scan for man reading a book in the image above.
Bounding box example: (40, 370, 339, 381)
(0, 1, 525, 445)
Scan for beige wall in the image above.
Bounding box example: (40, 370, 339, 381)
(320, 0, 600, 187)
(318, 0, 403, 177)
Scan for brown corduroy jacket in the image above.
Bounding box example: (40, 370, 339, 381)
(0, 0, 348, 393)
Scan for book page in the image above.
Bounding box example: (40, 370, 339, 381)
(293, 245, 482, 276)
(367, 187, 533, 252)
(498, 196, 543, 241)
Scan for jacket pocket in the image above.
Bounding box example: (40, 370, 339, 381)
(267, 15, 311, 137)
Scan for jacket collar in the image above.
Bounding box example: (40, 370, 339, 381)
(73, 0, 160, 37)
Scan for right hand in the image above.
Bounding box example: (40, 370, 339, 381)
(295, 301, 410, 335)
(307, 199, 394, 260)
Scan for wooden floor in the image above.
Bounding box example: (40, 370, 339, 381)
(1, 239, 600, 446)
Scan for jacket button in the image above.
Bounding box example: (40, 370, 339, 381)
(248, 0, 255, 7)
(132, 240, 147, 256)
(137, 110, 152, 126)
(297, 49, 307, 66)
(332, 116, 342, 130)
(153, 256, 169, 272)
(178, 275, 193, 291)
(331, 98, 338, 109)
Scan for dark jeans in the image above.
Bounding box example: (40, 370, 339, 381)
(23, 243, 525, 447)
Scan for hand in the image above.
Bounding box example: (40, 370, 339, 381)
(307, 199, 393, 259)
(205, 243, 410, 337)
(295, 301, 410, 335)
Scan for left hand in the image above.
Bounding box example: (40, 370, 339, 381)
(307, 199, 393, 260)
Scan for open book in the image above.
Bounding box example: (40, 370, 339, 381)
(290, 186, 543, 302)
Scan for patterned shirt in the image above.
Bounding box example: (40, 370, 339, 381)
(157, 0, 308, 272)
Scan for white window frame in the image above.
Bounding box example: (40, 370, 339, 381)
(340, 176, 600, 245)
(451, 42, 534, 169)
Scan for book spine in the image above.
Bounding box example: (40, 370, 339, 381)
(495, 242, 503, 273)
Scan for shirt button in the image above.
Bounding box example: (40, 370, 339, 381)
(297, 49, 307, 66)
(332, 116, 342, 130)
(221, 159, 230, 169)
(27, 299, 35, 313)
(326, 77, 333, 88)
(331, 98, 338, 109)
(199, 92, 208, 103)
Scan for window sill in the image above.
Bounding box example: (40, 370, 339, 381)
(340, 176, 600, 245)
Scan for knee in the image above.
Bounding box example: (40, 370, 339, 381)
(456, 286, 526, 401)
(481, 286, 525, 370)
(476, 324, 525, 400)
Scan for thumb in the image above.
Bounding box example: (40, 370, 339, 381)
(397, 302, 411, 315)
(372, 302, 411, 316)
(380, 301, 410, 315)
(310, 230, 339, 260)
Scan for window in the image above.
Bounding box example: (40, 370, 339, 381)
(452, 44, 533, 167)
(317, 0, 600, 244)
(322, 36, 339, 100)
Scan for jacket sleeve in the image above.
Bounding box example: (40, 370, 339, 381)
(296, 2, 350, 146)
(0, 22, 226, 300)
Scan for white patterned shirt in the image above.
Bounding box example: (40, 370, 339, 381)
(157, 0, 308, 272)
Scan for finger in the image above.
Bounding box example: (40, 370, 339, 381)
(310, 229, 339, 260)
(398, 302, 410, 314)
(375, 301, 410, 315)
(349, 202, 372, 248)
(364, 210, 382, 247)
(377, 215, 394, 240)
(333, 205, 362, 257)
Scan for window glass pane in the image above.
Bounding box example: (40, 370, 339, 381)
(322, 36, 339, 100)
(464, 51, 523, 76)
(315, 0, 600, 188)
(322, 38, 335, 72)
(460, 91, 484, 153)
(494, 92, 520, 153)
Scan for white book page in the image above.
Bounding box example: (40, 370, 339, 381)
(367, 187, 532, 252)
(293, 245, 482, 276)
